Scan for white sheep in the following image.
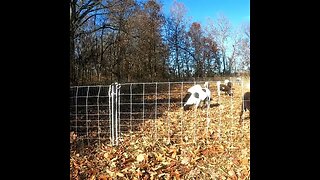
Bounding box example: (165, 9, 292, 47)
(236, 77, 242, 85)
(183, 82, 211, 110)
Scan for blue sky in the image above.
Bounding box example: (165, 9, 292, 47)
(160, 0, 250, 28)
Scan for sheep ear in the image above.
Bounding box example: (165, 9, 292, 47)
(204, 81, 209, 88)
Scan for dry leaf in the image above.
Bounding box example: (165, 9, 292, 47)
(228, 170, 235, 176)
(181, 157, 189, 165)
(174, 170, 181, 179)
(103, 153, 109, 159)
(106, 169, 115, 177)
(137, 154, 145, 162)
(98, 174, 107, 180)
(155, 153, 163, 161)
(242, 158, 249, 165)
(172, 151, 177, 159)
(116, 172, 124, 177)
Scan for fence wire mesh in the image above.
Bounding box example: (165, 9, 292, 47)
(70, 79, 250, 148)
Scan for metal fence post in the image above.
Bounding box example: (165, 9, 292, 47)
(109, 82, 121, 146)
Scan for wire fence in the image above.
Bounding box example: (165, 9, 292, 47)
(70, 78, 250, 148)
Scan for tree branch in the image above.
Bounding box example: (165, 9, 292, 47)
(75, 24, 119, 38)
(77, 12, 109, 29)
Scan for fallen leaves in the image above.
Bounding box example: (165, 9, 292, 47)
(70, 82, 250, 179)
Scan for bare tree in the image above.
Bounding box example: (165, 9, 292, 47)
(70, 0, 122, 85)
(206, 14, 232, 75)
(165, 0, 189, 79)
(238, 22, 250, 72)
(188, 22, 205, 78)
(202, 36, 219, 77)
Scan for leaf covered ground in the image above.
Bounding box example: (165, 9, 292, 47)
(70, 81, 250, 180)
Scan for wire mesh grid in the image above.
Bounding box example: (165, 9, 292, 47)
(70, 86, 111, 146)
(70, 79, 250, 148)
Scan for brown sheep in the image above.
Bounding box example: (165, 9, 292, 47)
(219, 81, 233, 96)
(240, 92, 250, 120)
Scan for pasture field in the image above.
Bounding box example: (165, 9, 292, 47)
(70, 80, 250, 180)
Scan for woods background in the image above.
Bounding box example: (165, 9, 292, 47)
(70, 0, 250, 85)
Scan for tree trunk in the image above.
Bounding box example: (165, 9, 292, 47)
(222, 51, 226, 75)
(70, 0, 77, 85)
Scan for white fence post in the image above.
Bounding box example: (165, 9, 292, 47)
(86, 86, 89, 146)
(97, 86, 101, 146)
(109, 82, 121, 146)
(109, 84, 114, 145)
(116, 83, 121, 146)
(75, 87, 78, 134)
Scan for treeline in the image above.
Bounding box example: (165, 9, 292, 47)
(70, 0, 250, 85)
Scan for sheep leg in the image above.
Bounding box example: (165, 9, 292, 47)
(206, 96, 210, 108)
(195, 100, 200, 109)
(240, 103, 244, 121)
(184, 104, 191, 111)
(240, 110, 244, 121)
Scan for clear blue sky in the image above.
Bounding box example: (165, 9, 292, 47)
(160, 0, 250, 28)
